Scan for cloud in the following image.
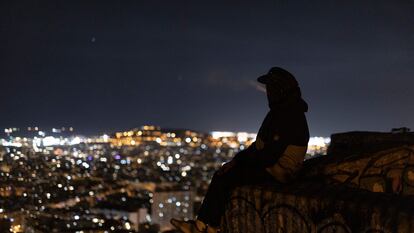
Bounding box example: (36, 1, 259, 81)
(203, 70, 264, 92)
(249, 80, 266, 93)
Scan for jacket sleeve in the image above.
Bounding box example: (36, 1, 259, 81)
(233, 112, 309, 169)
(233, 134, 288, 168)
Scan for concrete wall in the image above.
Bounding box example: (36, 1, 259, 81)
(222, 145, 414, 233)
(223, 184, 414, 233)
(304, 146, 414, 195)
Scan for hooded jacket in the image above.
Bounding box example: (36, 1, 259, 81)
(234, 95, 310, 182)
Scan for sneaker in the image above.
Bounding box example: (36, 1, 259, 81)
(170, 219, 206, 233)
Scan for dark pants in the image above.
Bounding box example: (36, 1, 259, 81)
(197, 160, 277, 227)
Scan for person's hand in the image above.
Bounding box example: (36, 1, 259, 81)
(216, 160, 236, 176)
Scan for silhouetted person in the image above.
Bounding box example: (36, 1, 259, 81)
(171, 67, 310, 233)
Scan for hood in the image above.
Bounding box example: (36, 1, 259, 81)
(268, 88, 308, 113)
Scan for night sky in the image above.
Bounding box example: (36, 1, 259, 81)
(1, 0, 413, 136)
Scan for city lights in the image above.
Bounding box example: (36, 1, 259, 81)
(0, 125, 329, 232)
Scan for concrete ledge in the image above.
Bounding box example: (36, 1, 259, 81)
(221, 141, 414, 232)
(222, 183, 414, 233)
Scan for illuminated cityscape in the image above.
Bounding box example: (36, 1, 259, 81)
(2, 0, 413, 231)
(0, 125, 329, 232)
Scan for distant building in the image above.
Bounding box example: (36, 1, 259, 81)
(138, 222, 160, 233)
(91, 193, 150, 232)
(306, 137, 331, 158)
(0, 218, 11, 233)
(91, 207, 147, 232)
(3, 126, 74, 138)
(111, 125, 206, 147)
(210, 131, 256, 149)
(391, 127, 410, 134)
(151, 189, 194, 231)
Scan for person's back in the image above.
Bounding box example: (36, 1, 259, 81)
(234, 67, 309, 182)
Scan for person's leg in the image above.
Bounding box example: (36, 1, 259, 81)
(172, 172, 227, 233)
(197, 161, 276, 228)
(196, 170, 230, 227)
(171, 160, 277, 232)
(171, 164, 240, 233)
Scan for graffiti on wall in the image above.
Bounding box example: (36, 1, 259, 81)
(319, 146, 414, 195)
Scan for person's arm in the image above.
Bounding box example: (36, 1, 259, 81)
(234, 113, 308, 168)
(233, 136, 288, 168)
